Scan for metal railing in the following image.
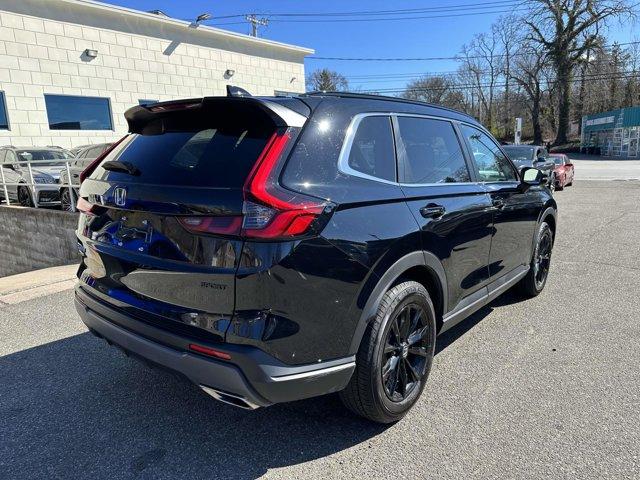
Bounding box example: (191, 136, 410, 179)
(0, 158, 79, 212)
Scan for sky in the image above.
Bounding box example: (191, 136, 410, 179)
(102, 0, 637, 93)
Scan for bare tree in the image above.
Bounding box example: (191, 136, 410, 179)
(510, 43, 549, 144)
(525, 0, 634, 145)
(459, 31, 503, 131)
(402, 75, 465, 110)
(494, 16, 520, 138)
(306, 68, 349, 92)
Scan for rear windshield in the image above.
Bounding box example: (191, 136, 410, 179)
(502, 146, 534, 162)
(93, 125, 274, 188)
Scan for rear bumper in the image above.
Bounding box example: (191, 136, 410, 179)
(74, 286, 355, 407)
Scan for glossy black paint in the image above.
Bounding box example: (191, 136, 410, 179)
(75, 93, 556, 403)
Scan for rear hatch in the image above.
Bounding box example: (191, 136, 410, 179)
(75, 96, 327, 344)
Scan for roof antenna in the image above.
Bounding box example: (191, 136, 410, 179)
(226, 85, 252, 97)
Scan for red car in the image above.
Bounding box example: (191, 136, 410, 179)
(549, 153, 575, 190)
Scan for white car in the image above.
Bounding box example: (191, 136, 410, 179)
(0, 146, 74, 207)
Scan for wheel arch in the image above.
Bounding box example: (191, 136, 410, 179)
(348, 251, 447, 355)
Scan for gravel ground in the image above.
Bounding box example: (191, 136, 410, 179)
(1, 181, 639, 480)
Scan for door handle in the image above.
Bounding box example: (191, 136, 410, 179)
(419, 204, 446, 219)
(492, 199, 505, 209)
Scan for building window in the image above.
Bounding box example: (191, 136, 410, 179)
(44, 94, 113, 130)
(0, 92, 9, 130)
(138, 99, 158, 106)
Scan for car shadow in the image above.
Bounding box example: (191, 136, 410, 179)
(436, 289, 523, 354)
(0, 333, 388, 479)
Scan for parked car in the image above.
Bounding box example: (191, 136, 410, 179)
(59, 143, 113, 211)
(0, 146, 73, 207)
(549, 153, 574, 190)
(73, 92, 557, 423)
(69, 144, 95, 157)
(502, 145, 556, 190)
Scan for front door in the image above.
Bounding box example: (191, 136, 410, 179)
(459, 124, 539, 280)
(394, 115, 494, 312)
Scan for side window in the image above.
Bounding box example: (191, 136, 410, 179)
(0, 150, 6, 164)
(397, 117, 470, 184)
(460, 125, 518, 182)
(347, 116, 396, 182)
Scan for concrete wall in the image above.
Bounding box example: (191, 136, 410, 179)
(0, 0, 310, 148)
(0, 206, 78, 277)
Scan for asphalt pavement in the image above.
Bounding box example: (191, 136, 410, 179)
(1, 180, 639, 479)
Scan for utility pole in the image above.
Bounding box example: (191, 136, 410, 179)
(245, 14, 269, 37)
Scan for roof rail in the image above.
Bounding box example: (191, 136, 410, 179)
(304, 91, 476, 120)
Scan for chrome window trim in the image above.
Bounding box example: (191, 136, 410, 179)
(337, 111, 478, 187)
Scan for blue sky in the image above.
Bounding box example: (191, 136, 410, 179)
(103, 0, 637, 93)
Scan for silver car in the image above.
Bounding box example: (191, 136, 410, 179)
(0, 146, 74, 207)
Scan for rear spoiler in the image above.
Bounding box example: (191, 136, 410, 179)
(124, 96, 307, 134)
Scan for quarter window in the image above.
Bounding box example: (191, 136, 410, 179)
(347, 116, 396, 182)
(44, 94, 113, 130)
(461, 125, 518, 182)
(0, 92, 9, 130)
(396, 117, 470, 184)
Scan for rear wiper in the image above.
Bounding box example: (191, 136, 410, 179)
(102, 160, 140, 176)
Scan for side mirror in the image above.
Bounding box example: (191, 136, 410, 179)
(535, 156, 546, 163)
(520, 167, 547, 189)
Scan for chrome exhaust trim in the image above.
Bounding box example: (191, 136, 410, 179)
(199, 385, 260, 410)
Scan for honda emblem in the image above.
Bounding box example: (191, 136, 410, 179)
(114, 187, 127, 206)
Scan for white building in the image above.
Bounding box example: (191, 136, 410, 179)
(0, 0, 313, 148)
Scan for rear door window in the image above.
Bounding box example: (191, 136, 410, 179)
(93, 125, 274, 188)
(396, 117, 470, 184)
(346, 116, 396, 182)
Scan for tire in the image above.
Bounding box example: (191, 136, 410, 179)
(17, 186, 34, 207)
(518, 221, 553, 297)
(340, 281, 437, 424)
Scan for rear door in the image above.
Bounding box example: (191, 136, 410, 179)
(76, 98, 307, 342)
(459, 124, 539, 280)
(396, 115, 494, 311)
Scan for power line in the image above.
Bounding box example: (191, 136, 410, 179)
(309, 40, 640, 62)
(356, 72, 640, 94)
(209, 1, 525, 20)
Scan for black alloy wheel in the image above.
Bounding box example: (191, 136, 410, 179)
(518, 221, 553, 297)
(533, 226, 553, 290)
(381, 304, 431, 402)
(340, 281, 436, 423)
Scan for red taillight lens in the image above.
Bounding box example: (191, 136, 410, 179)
(177, 216, 243, 235)
(242, 129, 328, 239)
(188, 343, 231, 360)
(79, 135, 129, 183)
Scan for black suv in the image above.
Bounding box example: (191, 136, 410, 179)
(74, 92, 556, 423)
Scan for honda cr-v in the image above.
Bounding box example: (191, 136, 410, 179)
(74, 91, 556, 423)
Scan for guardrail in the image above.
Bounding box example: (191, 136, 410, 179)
(0, 159, 79, 212)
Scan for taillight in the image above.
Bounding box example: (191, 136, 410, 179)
(177, 216, 243, 236)
(79, 135, 129, 183)
(241, 128, 328, 239)
(178, 128, 333, 240)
